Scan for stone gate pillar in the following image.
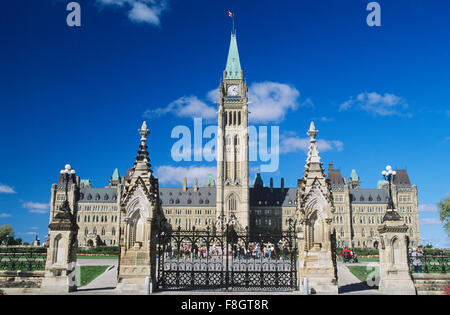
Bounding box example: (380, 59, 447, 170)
(377, 165, 416, 295)
(116, 122, 163, 294)
(377, 211, 416, 295)
(41, 165, 79, 293)
(296, 123, 338, 295)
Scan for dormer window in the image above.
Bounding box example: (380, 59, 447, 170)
(96, 194, 101, 200)
(104, 194, 109, 200)
(88, 194, 92, 200)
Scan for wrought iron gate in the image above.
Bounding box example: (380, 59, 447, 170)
(156, 221, 297, 291)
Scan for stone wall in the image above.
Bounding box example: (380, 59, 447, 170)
(0, 271, 45, 288)
(412, 274, 450, 295)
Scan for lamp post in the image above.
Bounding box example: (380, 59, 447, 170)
(60, 164, 76, 212)
(381, 165, 397, 211)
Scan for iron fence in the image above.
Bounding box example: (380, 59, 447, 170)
(0, 247, 47, 271)
(156, 222, 298, 291)
(409, 252, 449, 274)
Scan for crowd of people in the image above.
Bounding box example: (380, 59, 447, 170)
(160, 242, 293, 261)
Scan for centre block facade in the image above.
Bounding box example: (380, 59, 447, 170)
(48, 32, 421, 250)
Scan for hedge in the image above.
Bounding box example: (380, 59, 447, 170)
(77, 246, 119, 256)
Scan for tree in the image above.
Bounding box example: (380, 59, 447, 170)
(0, 225, 14, 245)
(438, 197, 450, 237)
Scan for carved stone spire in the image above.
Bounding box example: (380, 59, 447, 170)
(306, 121, 321, 165)
(132, 121, 152, 179)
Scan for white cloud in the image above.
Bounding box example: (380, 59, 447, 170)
(155, 165, 216, 186)
(0, 184, 16, 194)
(144, 96, 217, 121)
(146, 81, 305, 123)
(22, 202, 50, 214)
(248, 82, 300, 123)
(418, 204, 439, 213)
(340, 92, 411, 117)
(279, 134, 344, 154)
(0, 213, 11, 218)
(420, 218, 442, 225)
(96, 0, 168, 26)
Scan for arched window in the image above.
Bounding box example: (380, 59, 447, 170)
(228, 194, 237, 212)
(112, 228, 116, 236)
(102, 227, 106, 236)
(93, 227, 97, 235)
(362, 228, 366, 237)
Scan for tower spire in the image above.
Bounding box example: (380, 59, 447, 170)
(225, 32, 242, 80)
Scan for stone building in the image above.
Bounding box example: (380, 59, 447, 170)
(47, 31, 421, 250)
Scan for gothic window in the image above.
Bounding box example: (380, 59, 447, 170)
(104, 194, 109, 200)
(102, 227, 106, 236)
(238, 111, 241, 125)
(360, 196, 364, 201)
(228, 194, 237, 212)
(88, 194, 92, 200)
(340, 228, 344, 237)
(229, 112, 232, 125)
(233, 111, 236, 125)
(96, 194, 101, 200)
(370, 229, 374, 237)
(85, 228, 88, 236)
(93, 227, 97, 235)
(362, 228, 366, 237)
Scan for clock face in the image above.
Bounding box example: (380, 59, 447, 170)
(227, 85, 239, 96)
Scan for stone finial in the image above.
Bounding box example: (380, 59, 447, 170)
(307, 121, 318, 141)
(306, 122, 321, 164)
(194, 178, 198, 192)
(183, 177, 187, 192)
(139, 121, 150, 146)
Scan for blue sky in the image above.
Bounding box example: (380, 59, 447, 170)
(0, 0, 448, 247)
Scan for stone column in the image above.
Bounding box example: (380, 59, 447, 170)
(41, 201, 79, 293)
(377, 211, 416, 295)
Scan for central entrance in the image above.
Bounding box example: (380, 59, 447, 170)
(156, 221, 297, 291)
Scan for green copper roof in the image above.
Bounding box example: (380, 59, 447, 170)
(112, 168, 120, 181)
(350, 169, 359, 181)
(253, 173, 264, 188)
(377, 180, 389, 189)
(225, 33, 242, 80)
(203, 173, 216, 187)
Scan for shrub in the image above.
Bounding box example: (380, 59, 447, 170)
(77, 246, 119, 256)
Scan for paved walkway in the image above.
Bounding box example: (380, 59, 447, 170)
(337, 262, 380, 295)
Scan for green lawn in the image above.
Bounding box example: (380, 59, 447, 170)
(77, 255, 118, 260)
(79, 265, 109, 287)
(338, 257, 379, 263)
(347, 265, 380, 288)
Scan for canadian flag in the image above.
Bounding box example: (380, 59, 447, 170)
(228, 10, 234, 18)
